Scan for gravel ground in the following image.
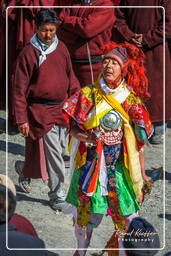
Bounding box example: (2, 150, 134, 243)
(0, 110, 171, 256)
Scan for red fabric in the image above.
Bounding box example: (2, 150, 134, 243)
(0, 12, 6, 109)
(12, 40, 80, 179)
(10, 213, 38, 237)
(57, 0, 115, 86)
(72, 62, 103, 86)
(2, 0, 66, 116)
(87, 139, 103, 193)
(111, 0, 121, 4)
(12, 41, 80, 139)
(113, 0, 171, 122)
(23, 137, 48, 179)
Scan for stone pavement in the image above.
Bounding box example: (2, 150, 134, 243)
(0, 110, 171, 256)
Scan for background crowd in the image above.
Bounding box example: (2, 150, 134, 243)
(0, 0, 171, 255)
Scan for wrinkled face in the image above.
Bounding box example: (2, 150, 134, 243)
(102, 57, 122, 83)
(36, 23, 57, 45)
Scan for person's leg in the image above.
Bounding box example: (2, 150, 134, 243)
(73, 206, 103, 256)
(63, 134, 70, 168)
(43, 125, 67, 210)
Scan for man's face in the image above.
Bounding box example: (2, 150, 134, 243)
(102, 57, 122, 83)
(36, 23, 57, 45)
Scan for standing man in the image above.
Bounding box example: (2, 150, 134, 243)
(12, 9, 80, 211)
(57, 0, 115, 87)
(113, 0, 171, 144)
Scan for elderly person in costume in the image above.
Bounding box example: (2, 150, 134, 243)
(63, 42, 154, 256)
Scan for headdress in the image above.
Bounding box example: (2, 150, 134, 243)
(103, 46, 128, 67)
(102, 42, 150, 100)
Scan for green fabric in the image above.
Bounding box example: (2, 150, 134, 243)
(91, 181, 108, 214)
(115, 162, 140, 216)
(66, 163, 140, 216)
(66, 169, 81, 207)
(134, 124, 148, 143)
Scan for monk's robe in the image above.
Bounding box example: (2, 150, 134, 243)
(57, 0, 115, 87)
(112, 0, 171, 122)
(12, 40, 80, 179)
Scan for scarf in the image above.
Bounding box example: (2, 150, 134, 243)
(30, 34, 58, 66)
(80, 75, 144, 200)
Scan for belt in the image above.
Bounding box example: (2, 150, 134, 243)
(72, 55, 102, 64)
(30, 98, 62, 105)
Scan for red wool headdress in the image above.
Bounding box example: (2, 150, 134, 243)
(102, 41, 150, 100)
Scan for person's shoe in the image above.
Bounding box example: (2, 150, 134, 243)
(49, 199, 65, 211)
(15, 160, 24, 176)
(149, 134, 164, 145)
(15, 160, 31, 193)
(8, 126, 19, 135)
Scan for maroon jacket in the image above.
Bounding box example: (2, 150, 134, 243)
(0, 0, 71, 111)
(58, 0, 115, 59)
(113, 0, 171, 122)
(57, 0, 115, 86)
(12, 40, 80, 139)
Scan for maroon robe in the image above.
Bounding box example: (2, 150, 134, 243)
(0, 11, 6, 109)
(1, 0, 69, 116)
(57, 0, 115, 87)
(112, 0, 171, 123)
(12, 41, 80, 179)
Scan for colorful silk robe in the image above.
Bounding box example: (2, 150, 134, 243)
(63, 75, 153, 228)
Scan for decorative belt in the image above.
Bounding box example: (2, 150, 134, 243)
(29, 98, 62, 105)
(72, 55, 102, 64)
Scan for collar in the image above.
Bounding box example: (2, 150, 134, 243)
(100, 76, 125, 95)
(30, 33, 58, 66)
(36, 35, 51, 51)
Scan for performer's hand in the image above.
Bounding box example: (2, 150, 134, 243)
(142, 173, 151, 183)
(87, 132, 97, 146)
(70, 126, 97, 145)
(18, 122, 30, 137)
(134, 33, 143, 43)
(131, 34, 143, 48)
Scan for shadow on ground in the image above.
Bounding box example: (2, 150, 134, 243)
(158, 213, 171, 221)
(16, 190, 49, 206)
(167, 120, 171, 128)
(165, 171, 171, 183)
(47, 251, 60, 256)
(0, 140, 24, 156)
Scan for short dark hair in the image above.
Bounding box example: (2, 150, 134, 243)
(0, 184, 16, 224)
(35, 9, 58, 27)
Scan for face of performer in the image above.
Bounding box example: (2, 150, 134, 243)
(36, 23, 57, 46)
(102, 57, 122, 85)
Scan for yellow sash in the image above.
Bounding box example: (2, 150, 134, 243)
(83, 79, 143, 200)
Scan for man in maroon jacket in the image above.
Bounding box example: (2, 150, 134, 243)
(12, 9, 80, 211)
(112, 0, 171, 144)
(57, 0, 115, 87)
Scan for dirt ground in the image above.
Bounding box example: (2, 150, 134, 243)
(0, 110, 171, 256)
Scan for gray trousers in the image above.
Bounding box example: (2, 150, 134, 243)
(43, 125, 67, 201)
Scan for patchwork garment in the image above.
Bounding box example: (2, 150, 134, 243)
(63, 75, 153, 231)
